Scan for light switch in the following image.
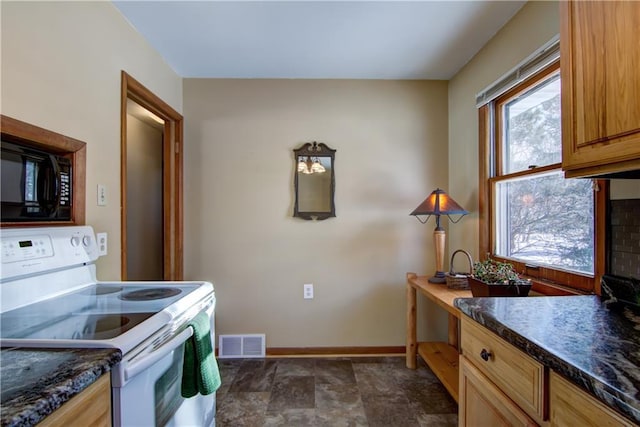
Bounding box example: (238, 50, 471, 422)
(97, 185, 107, 206)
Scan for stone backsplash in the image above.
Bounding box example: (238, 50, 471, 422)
(610, 199, 640, 279)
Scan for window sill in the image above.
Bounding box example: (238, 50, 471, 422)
(526, 276, 592, 296)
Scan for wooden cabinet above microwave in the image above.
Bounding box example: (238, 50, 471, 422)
(1, 115, 86, 227)
(560, 1, 640, 178)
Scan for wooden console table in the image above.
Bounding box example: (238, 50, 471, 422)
(406, 272, 472, 403)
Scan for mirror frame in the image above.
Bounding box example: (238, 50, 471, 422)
(293, 141, 336, 220)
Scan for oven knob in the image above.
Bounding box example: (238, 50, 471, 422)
(70, 236, 81, 247)
(82, 235, 92, 247)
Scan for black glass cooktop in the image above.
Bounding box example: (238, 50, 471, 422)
(0, 283, 197, 341)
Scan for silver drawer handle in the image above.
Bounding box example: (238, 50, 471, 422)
(480, 348, 492, 361)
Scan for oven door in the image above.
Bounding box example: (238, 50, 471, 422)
(112, 317, 216, 427)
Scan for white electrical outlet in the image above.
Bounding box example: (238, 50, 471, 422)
(96, 232, 108, 256)
(97, 184, 107, 206)
(303, 283, 314, 299)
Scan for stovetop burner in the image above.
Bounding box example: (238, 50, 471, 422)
(119, 288, 182, 301)
(81, 285, 123, 296)
(93, 314, 130, 333)
(83, 314, 135, 339)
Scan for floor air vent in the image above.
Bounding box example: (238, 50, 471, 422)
(218, 334, 266, 358)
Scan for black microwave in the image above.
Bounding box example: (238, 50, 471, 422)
(1, 141, 72, 222)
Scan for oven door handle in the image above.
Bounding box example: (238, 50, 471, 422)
(124, 327, 193, 382)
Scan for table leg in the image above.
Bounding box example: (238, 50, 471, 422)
(448, 313, 458, 350)
(406, 273, 417, 369)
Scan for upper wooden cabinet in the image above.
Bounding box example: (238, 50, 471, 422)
(561, 1, 640, 178)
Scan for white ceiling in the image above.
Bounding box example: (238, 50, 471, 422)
(113, 1, 526, 80)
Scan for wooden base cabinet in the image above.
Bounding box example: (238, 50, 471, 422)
(459, 356, 538, 427)
(459, 318, 638, 427)
(549, 372, 635, 427)
(460, 317, 545, 426)
(39, 375, 111, 427)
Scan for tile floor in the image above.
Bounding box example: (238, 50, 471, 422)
(215, 356, 458, 426)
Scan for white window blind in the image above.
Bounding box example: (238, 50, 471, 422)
(476, 35, 560, 107)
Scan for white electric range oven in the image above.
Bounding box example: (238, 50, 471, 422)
(0, 226, 216, 426)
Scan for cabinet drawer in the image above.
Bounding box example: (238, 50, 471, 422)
(461, 317, 544, 422)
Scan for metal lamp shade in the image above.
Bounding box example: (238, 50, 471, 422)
(410, 188, 468, 219)
(410, 188, 468, 284)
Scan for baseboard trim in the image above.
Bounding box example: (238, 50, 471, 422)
(265, 346, 405, 357)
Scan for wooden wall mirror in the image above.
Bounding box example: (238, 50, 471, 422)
(293, 141, 336, 220)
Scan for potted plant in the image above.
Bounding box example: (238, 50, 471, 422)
(469, 259, 532, 297)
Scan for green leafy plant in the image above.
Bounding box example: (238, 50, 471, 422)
(472, 259, 520, 285)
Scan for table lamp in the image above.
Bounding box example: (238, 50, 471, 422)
(410, 188, 468, 283)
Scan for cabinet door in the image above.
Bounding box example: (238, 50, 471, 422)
(39, 375, 111, 427)
(561, 0, 640, 177)
(549, 372, 635, 427)
(459, 356, 538, 427)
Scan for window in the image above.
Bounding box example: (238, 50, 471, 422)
(479, 61, 605, 294)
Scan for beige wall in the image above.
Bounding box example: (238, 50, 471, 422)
(183, 79, 450, 347)
(1, 1, 182, 279)
(447, 1, 560, 262)
(1, 0, 581, 349)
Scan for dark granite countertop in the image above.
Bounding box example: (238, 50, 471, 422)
(0, 347, 121, 427)
(454, 295, 640, 424)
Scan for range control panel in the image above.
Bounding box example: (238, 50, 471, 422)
(0, 226, 99, 281)
(2, 235, 55, 263)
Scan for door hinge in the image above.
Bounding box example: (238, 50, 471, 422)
(175, 142, 180, 154)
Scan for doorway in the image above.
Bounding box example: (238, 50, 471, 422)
(120, 71, 184, 280)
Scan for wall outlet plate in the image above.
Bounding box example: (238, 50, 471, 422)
(304, 283, 313, 299)
(96, 232, 107, 256)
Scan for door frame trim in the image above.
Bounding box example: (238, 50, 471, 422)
(120, 71, 184, 280)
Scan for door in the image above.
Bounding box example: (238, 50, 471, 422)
(121, 71, 184, 281)
(112, 320, 216, 427)
(125, 99, 164, 280)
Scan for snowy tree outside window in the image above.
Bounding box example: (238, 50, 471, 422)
(492, 69, 594, 275)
